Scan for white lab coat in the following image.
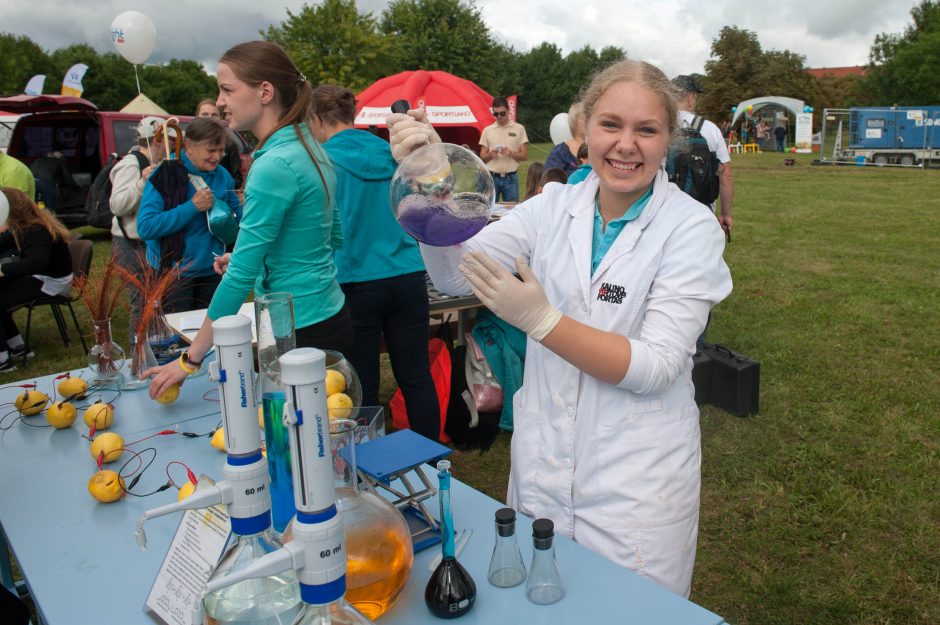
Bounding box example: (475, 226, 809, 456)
(422, 169, 733, 596)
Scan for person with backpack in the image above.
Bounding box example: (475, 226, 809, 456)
(669, 76, 733, 238)
(105, 116, 176, 334)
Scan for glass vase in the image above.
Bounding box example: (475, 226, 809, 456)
(145, 300, 183, 366)
(87, 318, 125, 387)
(120, 336, 156, 390)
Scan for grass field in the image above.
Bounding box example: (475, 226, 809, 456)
(3, 147, 939, 624)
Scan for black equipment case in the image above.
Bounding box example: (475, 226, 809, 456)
(697, 343, 760, 417)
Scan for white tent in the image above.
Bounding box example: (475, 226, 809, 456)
(120, 93, 168, 115)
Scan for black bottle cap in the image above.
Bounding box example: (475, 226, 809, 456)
(532, 518, 554, 539)
(495, 508, 516, 524)
(391, 99, 411, 114)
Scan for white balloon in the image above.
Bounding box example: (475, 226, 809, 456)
(549, 113, 572, 145)
(111, 11, 156, 65)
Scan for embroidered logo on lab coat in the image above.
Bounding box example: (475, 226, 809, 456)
(597, 282, 626, 304)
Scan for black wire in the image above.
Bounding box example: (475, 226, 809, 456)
(118, 446, 172, 498)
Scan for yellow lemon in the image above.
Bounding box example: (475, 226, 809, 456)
(83, 401, 114, 430)
(46, 401, 78, 429)
(325, 370, 346, 397)
(327, 392, 354, 419)
(211, 428, 226, 452)
(15, 390, 49, 416)
(58, 374, 88, 400)
(88, 470, 125, 503)
(156, 383, 180, 405)
(89, 432, 124, 464)
(178, 480, 197, 501)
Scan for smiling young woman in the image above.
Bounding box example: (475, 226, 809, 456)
(389, 58, 732, 597)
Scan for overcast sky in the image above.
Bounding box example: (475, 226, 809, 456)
(2, 0, 919, 79)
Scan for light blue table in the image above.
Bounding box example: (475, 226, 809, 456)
(0, 368, 727, 625)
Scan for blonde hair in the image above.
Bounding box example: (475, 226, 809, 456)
(1, 187, 71, 243)
(580, 59, 679, 138)
(567, 102, 585, 138)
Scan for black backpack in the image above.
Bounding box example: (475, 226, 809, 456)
(666, 115, 721, 206)
(85, 150, 150, 234)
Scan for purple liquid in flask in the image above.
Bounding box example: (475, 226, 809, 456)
(397, 192, 490, 246)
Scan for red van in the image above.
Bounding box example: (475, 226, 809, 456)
(0, 95, 251, 227)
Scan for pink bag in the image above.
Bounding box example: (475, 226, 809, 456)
(465, 333, 503, 415)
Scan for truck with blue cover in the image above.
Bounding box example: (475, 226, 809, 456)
(839, 106, 940, 166)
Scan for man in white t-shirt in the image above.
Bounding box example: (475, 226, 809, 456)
(672, 76, 733, 237)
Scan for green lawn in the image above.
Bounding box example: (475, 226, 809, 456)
(3, 148, 939, 624)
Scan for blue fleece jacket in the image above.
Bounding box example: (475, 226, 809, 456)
(322, 128, 424, 283)
(137, 151, 239, 277)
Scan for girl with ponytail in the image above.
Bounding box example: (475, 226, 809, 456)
(145, 41, 353, 397)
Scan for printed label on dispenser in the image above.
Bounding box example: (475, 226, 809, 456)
(144, 477, 232, 625)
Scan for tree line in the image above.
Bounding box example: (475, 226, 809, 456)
(1, 0, 937, 139)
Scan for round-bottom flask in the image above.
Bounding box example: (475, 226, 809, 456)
(202, 530, 301, 625)
(332, 419, 413, 619)
(284, 419, 413, 619)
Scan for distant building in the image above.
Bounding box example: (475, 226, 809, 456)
(806, 66, 866, 79)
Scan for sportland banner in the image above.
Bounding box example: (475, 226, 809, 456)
(24, 74, 46, 95)
(795, 112, 813, 153)
(61, 63, 89, 97)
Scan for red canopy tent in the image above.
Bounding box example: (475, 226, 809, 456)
(355, 70, 498, 149)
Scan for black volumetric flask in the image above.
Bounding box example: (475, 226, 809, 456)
(424, 460, 476, 618)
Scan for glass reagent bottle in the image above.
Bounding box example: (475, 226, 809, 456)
(525, 518, 565, 605)
(487, 507, 526, 587)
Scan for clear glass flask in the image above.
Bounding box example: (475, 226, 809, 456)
(291, 592, 375, 625)
(202, 528, 301, 625)
(330, 418, 413, 619)
(487, 507, 526, 587)
(255, 292, 296, 536)
(425, 460, 476, 618)
(525, 518, 564, 605)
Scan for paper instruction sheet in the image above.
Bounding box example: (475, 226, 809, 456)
(145, 479, 231, 625)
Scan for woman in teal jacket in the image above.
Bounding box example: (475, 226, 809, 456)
(145, 41, 351, 398)
(310, 85, 440, 442)
(137, 116, 240, 312)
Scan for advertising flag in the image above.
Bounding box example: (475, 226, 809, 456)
(24, 75, 46, 95)
(61, 63, 89, 97)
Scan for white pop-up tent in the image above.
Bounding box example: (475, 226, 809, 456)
(120, 93, 168, 115)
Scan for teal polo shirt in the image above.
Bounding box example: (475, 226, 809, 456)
(591, 186, 653, 275)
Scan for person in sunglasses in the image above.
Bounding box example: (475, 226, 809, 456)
(479, 97, 529, 203)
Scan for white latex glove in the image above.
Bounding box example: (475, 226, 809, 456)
(386, 108, 442, 162)
(459, 251, 562, 342)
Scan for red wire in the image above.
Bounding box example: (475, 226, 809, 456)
(165, 460, 196, 490)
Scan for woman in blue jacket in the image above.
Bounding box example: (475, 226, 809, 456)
(137, 116, 240, 312)
(310, 85, 440, 442)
